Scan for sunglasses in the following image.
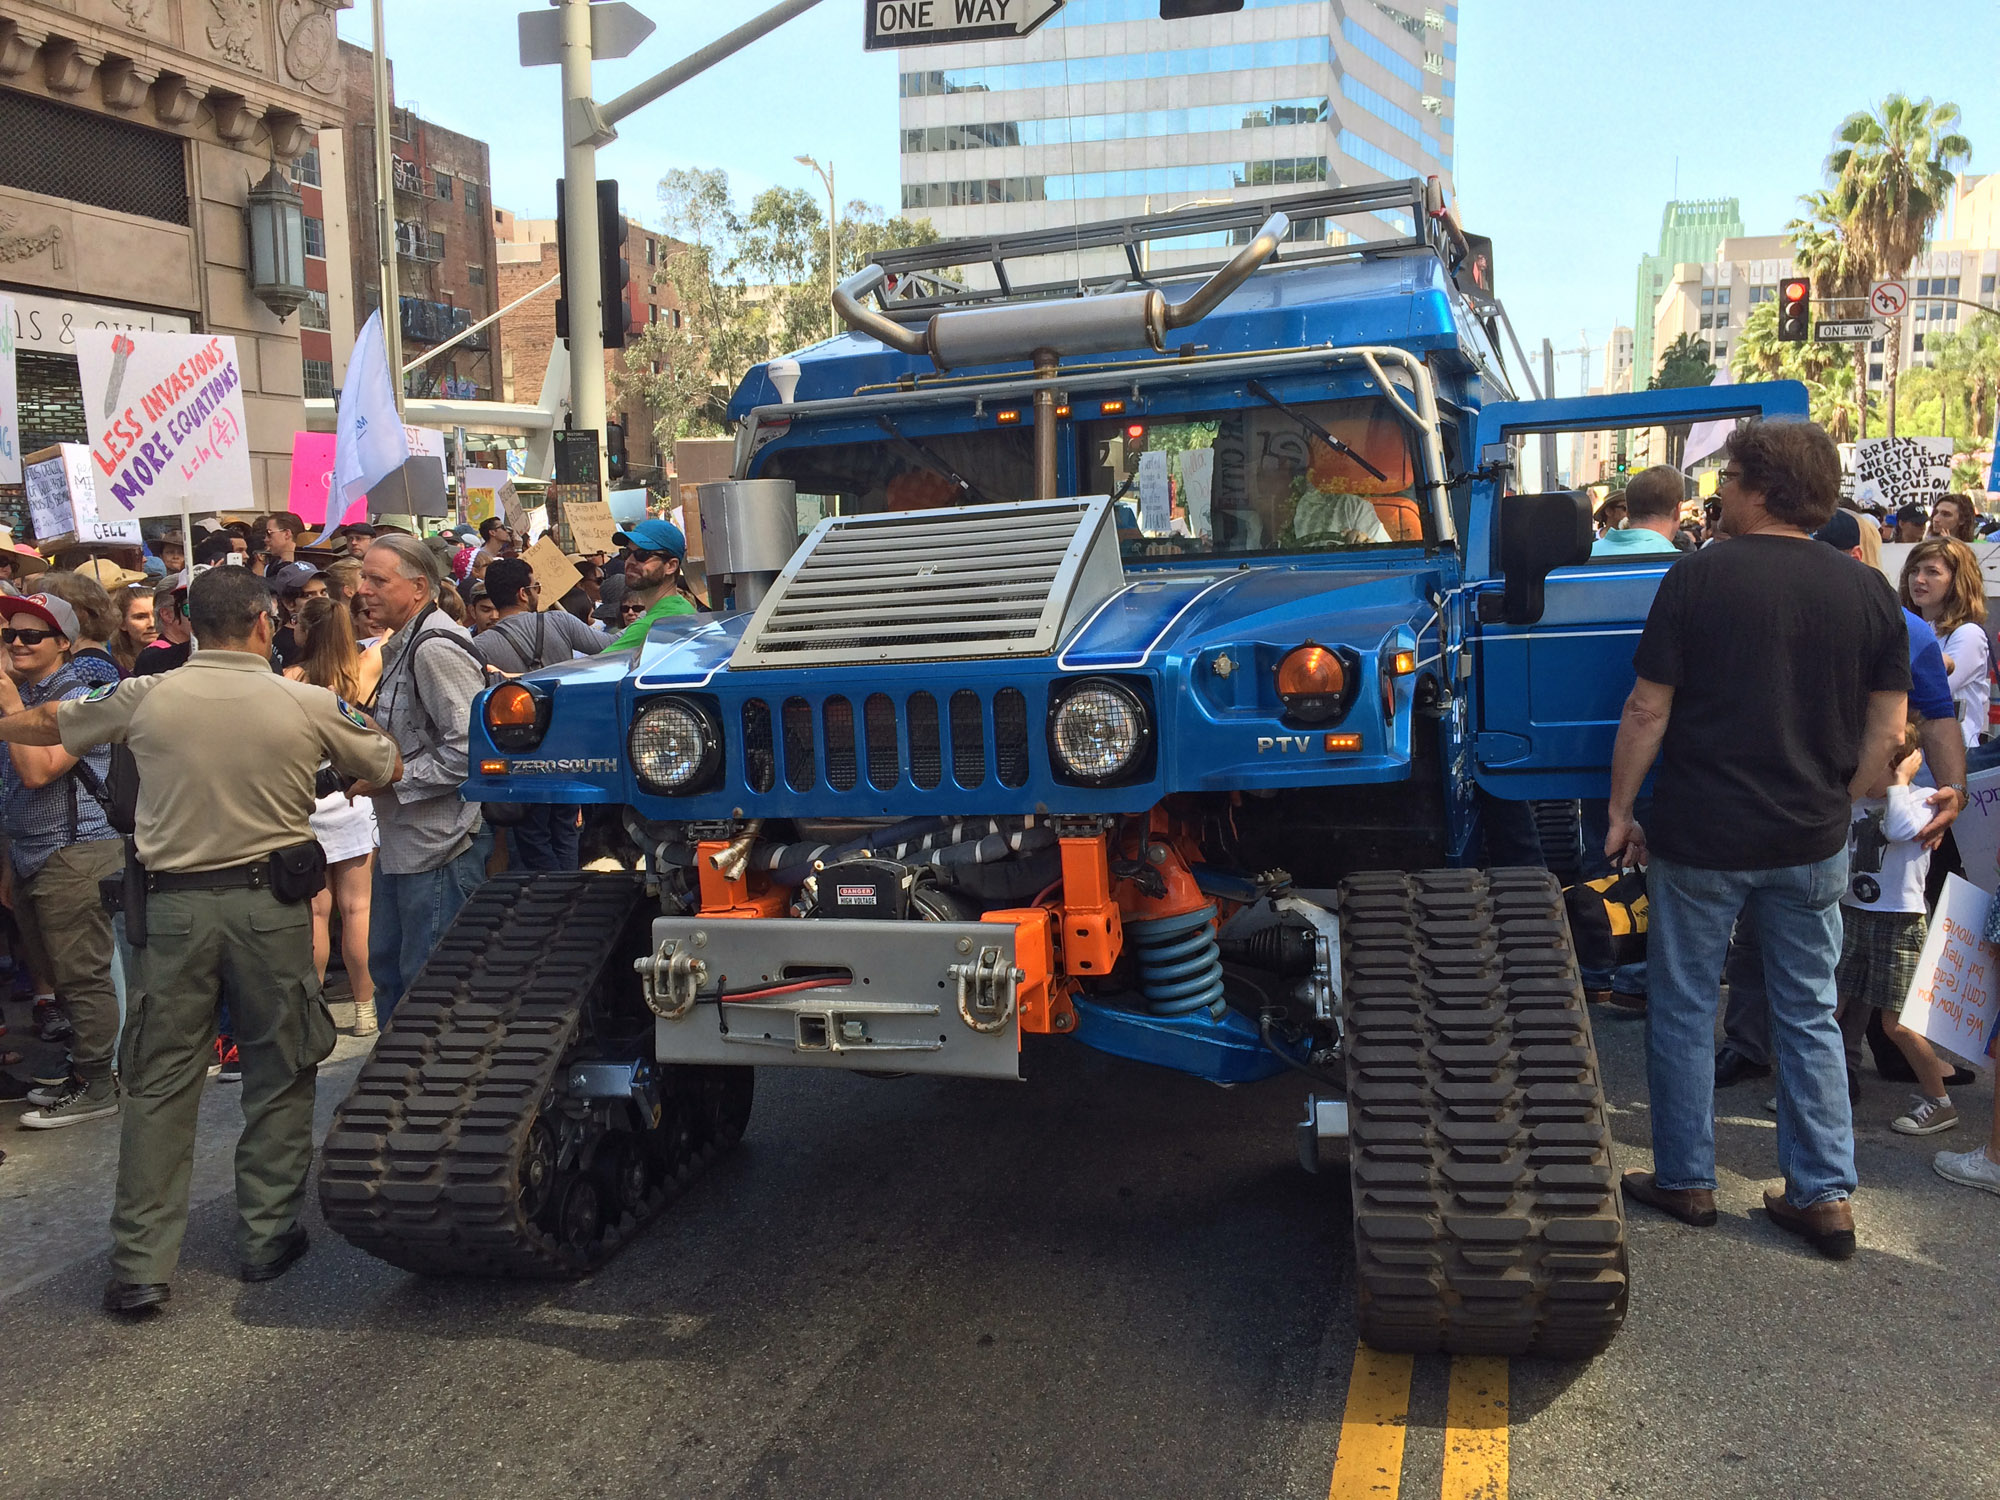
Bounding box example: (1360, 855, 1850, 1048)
(2, 627, 57, 645)
(630, 549, 678, 562)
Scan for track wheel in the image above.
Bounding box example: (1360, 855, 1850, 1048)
(519, 1118, 557, 1223)
(1338, 867, 1629, 1359)
(559, 1177, 603, 1255)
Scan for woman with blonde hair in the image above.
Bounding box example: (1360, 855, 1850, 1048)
(284, 596, 383, 1033)
(1900, 537, 1990, 748)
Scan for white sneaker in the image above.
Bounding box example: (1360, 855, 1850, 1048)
(1891, 1094, 1960, 1136)
(350, 999, 378, 1037)
(1933, 1146, 2000, 1197)
(19, 1076, 119, 1129)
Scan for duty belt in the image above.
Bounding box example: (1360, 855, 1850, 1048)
(147, 862, 270, 893)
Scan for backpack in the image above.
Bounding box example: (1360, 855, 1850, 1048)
(1562, 869, 1649, 976)
(369, 609, 525, 826)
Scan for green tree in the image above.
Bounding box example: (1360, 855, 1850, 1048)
(1648, 332, 1715, 468)
(1782, 189, 1873, 438)
(1826, 95, 1972, 436)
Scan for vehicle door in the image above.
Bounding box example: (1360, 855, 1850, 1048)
(1465, 380, 1811, 800)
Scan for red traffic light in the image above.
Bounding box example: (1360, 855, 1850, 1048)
(1782, 279, 1808, 303)
(1125, 422, 1146, 441)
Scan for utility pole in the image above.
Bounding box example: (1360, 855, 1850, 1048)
(1541, 337, 1558, 490)
(558, 0, 607, 476)
(796, 155, 837, 340)
(370, 0, 404, 416)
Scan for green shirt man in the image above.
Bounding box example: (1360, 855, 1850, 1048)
(607, 517, 698, 651)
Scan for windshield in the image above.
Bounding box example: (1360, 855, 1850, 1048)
(1083, 396, 1428, 561)
(753, 394, 1428, 559)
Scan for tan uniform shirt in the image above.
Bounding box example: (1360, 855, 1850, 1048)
(56, 650, 399, 874)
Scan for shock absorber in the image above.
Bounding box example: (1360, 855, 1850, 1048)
(1126, 904, 1227, 1019)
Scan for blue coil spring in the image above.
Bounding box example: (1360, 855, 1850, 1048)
(1126, 904, 1227, 1019)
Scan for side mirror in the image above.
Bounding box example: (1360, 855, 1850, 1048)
(1483, 490, 1593, 625)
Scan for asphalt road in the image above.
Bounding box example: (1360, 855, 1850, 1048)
(1, 994, 1995, 1500)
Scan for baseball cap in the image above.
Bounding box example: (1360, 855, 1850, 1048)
(1895, 504, 1930, 525)
(268, 561, 322, 596)
(72, 556, 150, 590)
(1813, 510, 1862, 551)
(612, 518, 686, 558)
(4, 593, 80, 642)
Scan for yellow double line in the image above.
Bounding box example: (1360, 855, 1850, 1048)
(1327, 1347, 1509, 1500)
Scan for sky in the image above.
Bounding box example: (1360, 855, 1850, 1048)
(343, 1, 1999, 392)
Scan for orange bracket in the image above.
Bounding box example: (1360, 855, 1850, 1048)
(694, 840, 789, 919)
(1057, 834, 1123, 980)
(983, 905, 1076, 1037)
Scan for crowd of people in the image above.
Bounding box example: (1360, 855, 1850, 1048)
(1588, 423, 2000, 1259)
(0, 506, 694, 1133)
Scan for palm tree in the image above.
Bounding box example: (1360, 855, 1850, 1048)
(1827, 95, 1972, 437)
(1786, 189, 1871, 433)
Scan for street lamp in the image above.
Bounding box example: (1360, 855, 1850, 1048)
(795, 153, 836, 340)
(244, 163, 310, 321)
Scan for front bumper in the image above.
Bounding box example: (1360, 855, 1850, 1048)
(640, 916, 1023, 1081)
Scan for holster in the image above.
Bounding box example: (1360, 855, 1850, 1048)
(123, 838, 147, 947)
(268, 840, 328, 904)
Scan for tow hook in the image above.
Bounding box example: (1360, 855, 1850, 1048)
(947, 945, 1022, 1034)
(635, 937, 707, 1020)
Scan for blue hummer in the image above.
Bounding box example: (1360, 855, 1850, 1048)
(320, 181, 1806, 1356)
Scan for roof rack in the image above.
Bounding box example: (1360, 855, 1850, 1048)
(867, 180, 1452, 316)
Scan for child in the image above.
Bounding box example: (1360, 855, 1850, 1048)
(1836, 718, 1961, 1135)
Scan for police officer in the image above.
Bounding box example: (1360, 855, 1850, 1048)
(0, 568, 401, 1314)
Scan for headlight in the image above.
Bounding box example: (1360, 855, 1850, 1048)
(1049, 678, 1152, 786)
(630, 696, 722, 795)
(1275, 643, 1356, 725)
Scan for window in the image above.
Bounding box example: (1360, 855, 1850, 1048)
(468, 264, 485, 286)
(303, 215, 324, 257)
(435, 169, 453, 200)
(1699, 312, 1713, 329)
(1870, 337, 1884, 352)
(1700, 288, 1714, 305)
(646, 238, 656, 266)
(1912, 333, 1925, 352)
(1715, 287, 1730, 304)
(1949, 276, 1961, 295)
(302, 358, 334, 399)
(1984, 274, 1996, 296)
(300, 288, 330, 330)
(465, 181, 481, 212)
(1712, 341, 1726, 359)
(1869, 362, 1883, 381)
(293, 146, 320, 186)
(672, 309, 682, 328)
(650, 303, 660, 322)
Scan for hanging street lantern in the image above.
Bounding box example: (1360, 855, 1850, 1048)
(244, 164, 310, 321)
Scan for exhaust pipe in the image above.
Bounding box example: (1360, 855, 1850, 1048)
(831, 212, 1289, 372)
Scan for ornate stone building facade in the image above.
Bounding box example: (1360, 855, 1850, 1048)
(0, 0, 347, 513)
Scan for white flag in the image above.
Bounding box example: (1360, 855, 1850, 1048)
(332, 310, 409, 516)
(1681, 361, 1736, 468)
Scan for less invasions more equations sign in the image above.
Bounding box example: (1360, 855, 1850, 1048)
(74, 330, 252, 520)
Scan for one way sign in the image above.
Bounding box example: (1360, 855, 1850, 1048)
(864, 0, 1065, 50)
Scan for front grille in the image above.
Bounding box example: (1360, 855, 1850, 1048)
(907, 692, 942, 789)
(950, 690, 986, 787)
(781, 697, 815, 791)
(823, 696, 858, 791)
(863, 693, 899, 789)
(742, 699, 776, 793)
(722, 687, 1051, 799)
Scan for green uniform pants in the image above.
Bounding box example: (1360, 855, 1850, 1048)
(13, 839, 124, 1084)
(110, 885, 336, 1283)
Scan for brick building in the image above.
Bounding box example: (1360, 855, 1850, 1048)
(331, 40, 497, 403)
(493, 207, 681, 485)
(0, 0, 347, 514)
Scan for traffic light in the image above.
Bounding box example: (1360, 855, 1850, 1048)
(605, 419, 627, 484)
(1160, 1, 1243, 15)
(1778, 276, 1811, 343)
(554, 178, 631, 349)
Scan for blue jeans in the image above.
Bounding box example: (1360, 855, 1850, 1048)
(510, 804, 581, 871)
(1645, 850, 1856, 1207)
(369, 834, 490, 1024)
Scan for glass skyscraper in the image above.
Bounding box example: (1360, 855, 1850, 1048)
(896, 0, 1458, 274)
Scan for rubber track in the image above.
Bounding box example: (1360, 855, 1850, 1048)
(317, 871, 744, 1278)
(1339, 867, 1629, 1359)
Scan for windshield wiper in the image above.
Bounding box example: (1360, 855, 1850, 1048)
(1245, 379, 1389, 483)
(874, 416, 994, 507)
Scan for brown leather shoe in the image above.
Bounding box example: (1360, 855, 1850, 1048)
(1763, 1188, 1856, 1260)
(1607, 990, 1647, 1015)
(1620, 1171, 1717, 1226)
(1584, 988, 1612, 1006)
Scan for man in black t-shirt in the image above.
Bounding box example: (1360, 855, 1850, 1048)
(1605, 419, 1908, 1261)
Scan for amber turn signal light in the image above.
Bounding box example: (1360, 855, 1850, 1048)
(486, 683, 538, 730)
(1390, 650, 1416, 675)
(1276, 643, 1349, 726)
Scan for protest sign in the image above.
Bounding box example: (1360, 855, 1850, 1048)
(520, 534, 579, 609)
(1954, 766, 2000, 897)
(0, 294, 19, 486)
(1852, 436, 1956, 510)
(1179, 448, 1214, 538)
(22, 444, 143, 547)
(463, 467, 511, 527)
(1137, 450, 1171, 533)
(566, 498, 618, 555)
(75, 330, 252, 519)
(1900, 873, 2000, 1070)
